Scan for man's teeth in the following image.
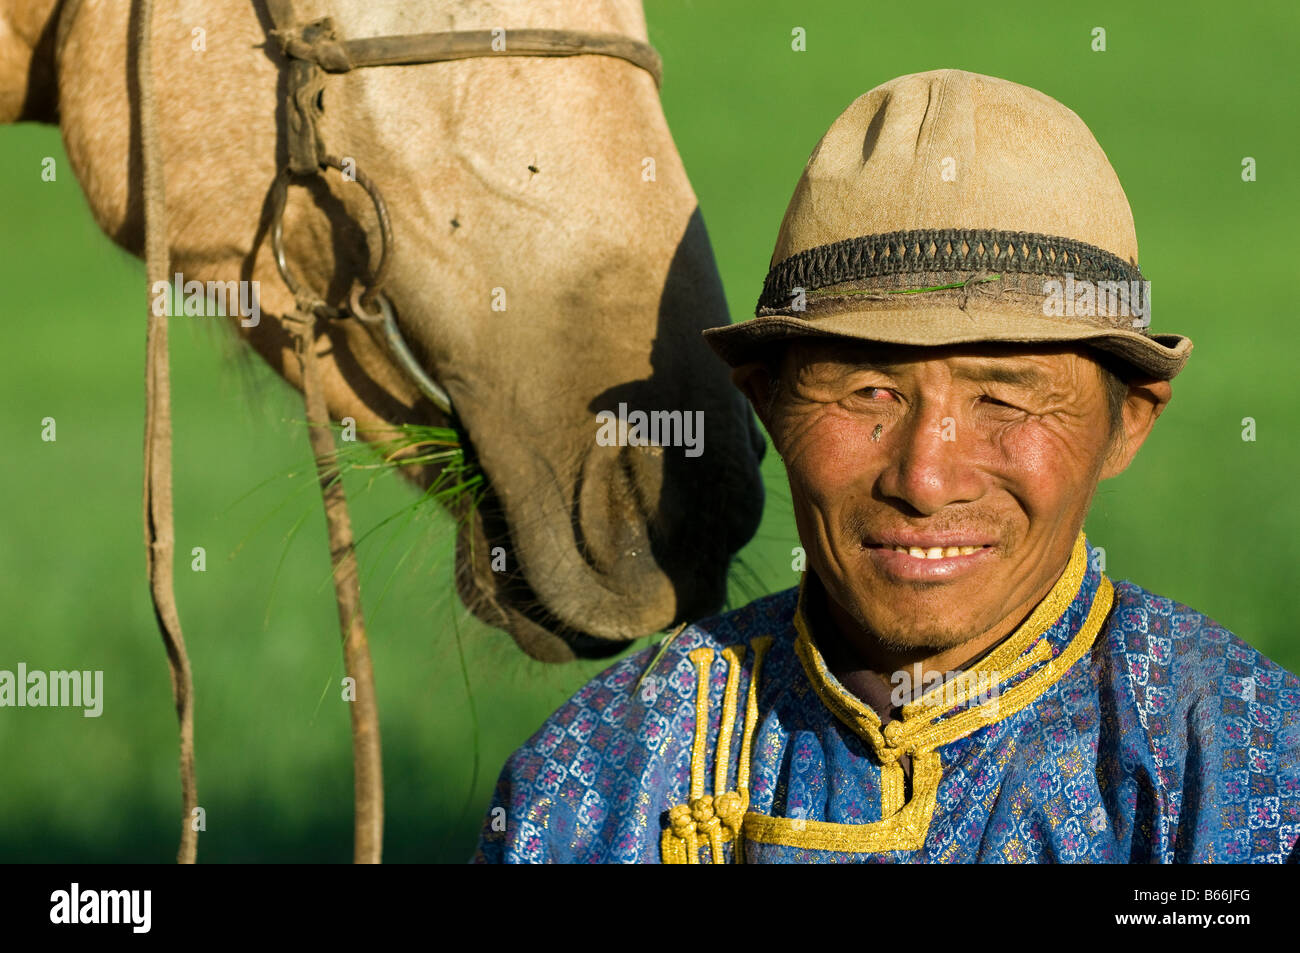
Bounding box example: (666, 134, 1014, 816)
(891, 545, 982, 559)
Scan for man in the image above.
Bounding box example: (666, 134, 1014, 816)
(474, 70, 1300, 863)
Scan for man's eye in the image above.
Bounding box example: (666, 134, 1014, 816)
(857, 387, 894, 400)
(980, 395, 1023, 411)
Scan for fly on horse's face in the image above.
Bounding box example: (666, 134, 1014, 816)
(24, 0, 765, 661)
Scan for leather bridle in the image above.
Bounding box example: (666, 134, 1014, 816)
(263, 2, 663, 416)
(128, 0, 665, 863)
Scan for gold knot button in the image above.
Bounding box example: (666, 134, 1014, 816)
(668, 803, 695, 837)
(690, 795, 716, 824)
(691, 795, 722, 838)
(878, 720, 910, 764)
(714, 791, 745, 832)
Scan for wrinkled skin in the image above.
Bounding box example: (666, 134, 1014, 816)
(2, 0, 766, 660)
(738, 339, 1170, 680)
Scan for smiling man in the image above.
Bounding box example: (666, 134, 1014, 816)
(475, 70, 1300, 863)
(751, 339, 1152, 692)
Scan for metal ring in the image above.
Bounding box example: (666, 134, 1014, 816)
(348, 288, 453, 416)
(268, 154, 394, 313)
(321, 154, 394, 306)
(268, 166, 315, 305)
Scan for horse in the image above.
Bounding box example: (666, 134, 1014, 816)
(2, 0, 765, 859)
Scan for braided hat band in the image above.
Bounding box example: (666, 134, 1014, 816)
(757, 227, 1149, 327)
(705, 221, 1188, 375)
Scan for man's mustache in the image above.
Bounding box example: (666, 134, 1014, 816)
(841, 510, 1010, 548)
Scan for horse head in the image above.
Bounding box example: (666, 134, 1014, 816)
(12, 0, 765, 660)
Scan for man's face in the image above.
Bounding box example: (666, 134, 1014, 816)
(753, 340, 1162, 655)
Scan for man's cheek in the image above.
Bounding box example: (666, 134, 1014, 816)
(996, 415, 1104, 473)
(994, 427, 1101, 518)
(789, 420, 877, 489)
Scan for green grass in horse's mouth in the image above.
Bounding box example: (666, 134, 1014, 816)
(315, 421, 486, 545)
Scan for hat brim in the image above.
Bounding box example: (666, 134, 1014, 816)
(703, 305, 1192, 381)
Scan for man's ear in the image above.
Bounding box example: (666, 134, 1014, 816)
(1101, 379, 1173, 479)
(731, 362, 776, 431)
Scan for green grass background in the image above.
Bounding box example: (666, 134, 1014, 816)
(1, 0, 1295, 862)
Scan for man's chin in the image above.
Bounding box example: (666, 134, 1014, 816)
(851, 609, 987, 654)
(837, 575, 1004, 653)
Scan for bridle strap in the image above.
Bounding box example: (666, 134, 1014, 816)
(137, 0, 199, 864)
(285, 303, 385, 864)
(274, 26, 663, 87)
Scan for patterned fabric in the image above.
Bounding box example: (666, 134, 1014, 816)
(472, 536, 1300, 863)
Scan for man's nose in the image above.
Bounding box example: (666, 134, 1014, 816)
(874, 404, 983, 515)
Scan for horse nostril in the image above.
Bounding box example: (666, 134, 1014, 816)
(576, 444, 655, 576)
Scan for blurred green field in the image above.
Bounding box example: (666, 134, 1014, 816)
(1, 0, 1296, 862)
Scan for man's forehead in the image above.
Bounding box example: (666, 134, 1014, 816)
(784, 339, 1095, 383)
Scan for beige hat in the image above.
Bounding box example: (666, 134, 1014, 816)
(704, 70, 1192, 380)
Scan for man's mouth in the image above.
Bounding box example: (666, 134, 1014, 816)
(881, 544, 987, 559)
(862, 538, 996, 579)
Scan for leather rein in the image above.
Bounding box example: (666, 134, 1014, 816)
(131, 0, 664, 863)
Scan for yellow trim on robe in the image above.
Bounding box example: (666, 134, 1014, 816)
(714, 646, 746, 798)
(906, 577, 1113, 752)
(686, 647, 714, 803)
(744, 748, 945, 853)
(746, 532, 1111, 853)
(736, 636, 773, 801)
(662, 638, 772, 863)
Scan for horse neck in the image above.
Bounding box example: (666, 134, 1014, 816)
(0, 0, 62, 123)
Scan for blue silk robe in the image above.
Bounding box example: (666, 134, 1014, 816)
(473, 535, 1300, 863)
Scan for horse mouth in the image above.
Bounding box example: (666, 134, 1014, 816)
(444, 468, 657, 662)
(455, 554, 631, 662)
(420, 394, 762, 661)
